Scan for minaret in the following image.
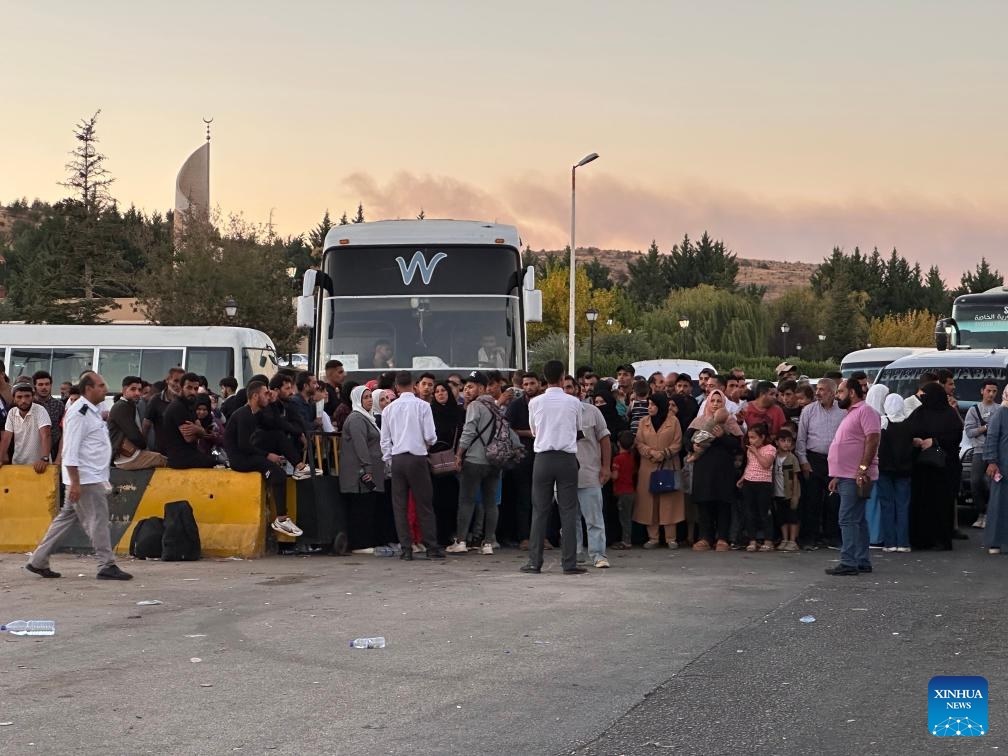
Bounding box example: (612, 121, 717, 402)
(173, 118, 212, 238)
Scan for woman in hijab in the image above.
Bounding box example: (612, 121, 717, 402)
(908, 382, 963, 550)
(592, 381, 627, 444)
(877, 393, 914, 552)
(339, 386, 388, 549)
(863, 384, 889, 545)
(332, 381, 359, 434)
(194, 394, 225, 461)
(430, 380, 465, 545)
(981, 385, 1008, 555)
(633, 392, 684, 548)
(686, 389, 743, 552)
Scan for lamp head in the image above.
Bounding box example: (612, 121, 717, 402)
(575, 152, 599, 168)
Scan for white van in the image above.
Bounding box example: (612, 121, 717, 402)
(632, 359, 716, 394)
(840, 347, 933, 384)
(874, 349, 1008, 411)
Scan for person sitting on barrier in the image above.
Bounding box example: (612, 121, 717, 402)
(194, 395, 226, 464)
(161, 372, 216, 470)
(142, 366, 185, 453)
(290, 372, 324, 434)
(32, 370, 65, 459)
(219, 377, 241, 420)
(256, 374, 311, 479)
(107, 375, 167, 471)
(0, 382, 52, 474)
(225, 380, 303, 537)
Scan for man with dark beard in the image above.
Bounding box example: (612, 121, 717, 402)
(824, 379, 880, 576)
(161, 372, 215, 469)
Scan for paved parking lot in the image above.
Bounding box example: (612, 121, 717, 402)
(0, 536, 1004, 755)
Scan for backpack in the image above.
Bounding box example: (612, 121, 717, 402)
(129, 517, 165, 560)
(161, 500, 201, 561)
(475, 395, 525, 470)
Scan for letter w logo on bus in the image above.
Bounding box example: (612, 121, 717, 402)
(396, 250, 447, 286)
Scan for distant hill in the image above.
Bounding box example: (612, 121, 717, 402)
(554, 247, 818, 300)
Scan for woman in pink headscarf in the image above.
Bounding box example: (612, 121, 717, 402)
(686, 389, 743, 551)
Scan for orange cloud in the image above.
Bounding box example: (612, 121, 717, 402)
(340, 171, 1008, 281)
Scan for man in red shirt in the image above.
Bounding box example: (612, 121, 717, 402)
(741, 381, 786, 440)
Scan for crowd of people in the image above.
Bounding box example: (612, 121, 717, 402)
(6, 353, 1008, 579)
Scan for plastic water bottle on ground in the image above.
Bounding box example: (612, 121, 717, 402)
(373, 546, 397, 557)
(350, 636, 386, 649)
(2, 620, 55, 636)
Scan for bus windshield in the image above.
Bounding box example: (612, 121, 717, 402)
(320, 240, 525, 376)
(953, 303, 1008, 349)
(321, 294, 521, 373)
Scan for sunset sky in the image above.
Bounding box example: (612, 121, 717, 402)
(4, 2, 1006, 279)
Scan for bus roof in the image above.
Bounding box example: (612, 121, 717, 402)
(323, 219, 521, 250)
(0, 324, 276, 348)
(953, 286, 1008, 306)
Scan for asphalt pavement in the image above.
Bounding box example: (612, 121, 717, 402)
(0, 534, 1004, 755)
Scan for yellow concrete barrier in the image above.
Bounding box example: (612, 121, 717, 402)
(114, 468, 267, 558)
(0, 465, 60, 552)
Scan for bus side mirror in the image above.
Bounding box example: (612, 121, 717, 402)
(524, 289, 543, 322)
(523, 265, 542, 322)
(934, 317, 958, 351)
(296, 296, 315, 329)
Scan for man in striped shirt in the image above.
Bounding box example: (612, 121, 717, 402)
(796, 378, 846, 550)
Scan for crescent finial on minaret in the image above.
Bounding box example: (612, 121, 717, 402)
(203, 117, 213, 143)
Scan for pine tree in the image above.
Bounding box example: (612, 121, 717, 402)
(57, 110, 125, 315)
(953, 257, 1004, 297)
(583, 256, 613, 290)
(626, 240, 668, 309)
(353, 203, 365, 223)
(417, 208, 425, 220)
(308, 209, 333, 250)
(338, 211, 349, 225)
(922, 265, 950, 315)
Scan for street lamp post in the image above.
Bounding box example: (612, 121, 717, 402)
(586, 307, 599, 366)
(780, 322, 790, 357)
(796, 343, 802, 360)
(569, 152, 599, 373)
(678, 316, 690, 359)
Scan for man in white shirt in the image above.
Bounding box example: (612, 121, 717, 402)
(521, 360, 586, 575)
(576, 401, 611, 568)
(0, 383, 52, 474)
(379, 371, 445, 560)
(26, 372, 133, 581)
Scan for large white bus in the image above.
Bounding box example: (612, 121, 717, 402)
(0, 325, 279, 389)
(300, 219, 542, 380)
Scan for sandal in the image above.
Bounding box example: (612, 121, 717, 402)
(642, 539, 660, 549)
(745, 541, 758, 552)
(759, 542, 775, 552)
(715, 539, 730, 552)
(692, 539, 711, 551)
(611, 541, 628, 550)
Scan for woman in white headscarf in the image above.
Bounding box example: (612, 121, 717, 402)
(340, 386, 388, 550)
(877, 393, 914, 552)
(863, 384, 889, 544)
(981, 385, 1008, 555)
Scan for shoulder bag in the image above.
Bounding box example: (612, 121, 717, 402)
(428, 428, 459, 476)
(649, 458, 678, 494)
